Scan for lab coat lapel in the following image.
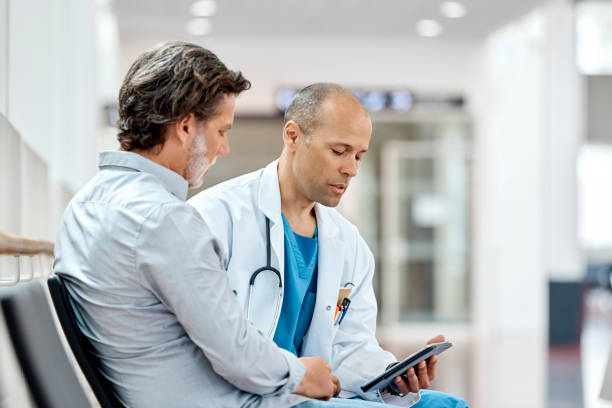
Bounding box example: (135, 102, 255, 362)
(257, 160, 285, 282)
(302, 205, 345, 361)
(256, 160, 346, 356)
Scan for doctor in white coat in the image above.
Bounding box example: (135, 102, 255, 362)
(189, 84, 468, 408)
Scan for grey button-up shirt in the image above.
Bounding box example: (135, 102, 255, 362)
(53, 151, 307, 408)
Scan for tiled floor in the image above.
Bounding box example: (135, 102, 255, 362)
(580, 288, 612, 408)
(546, 287, 612, 408)
(549, 346, 583, 408)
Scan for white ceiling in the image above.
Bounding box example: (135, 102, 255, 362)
(109, 0, 557, 115)
(114, 0, 551, 43)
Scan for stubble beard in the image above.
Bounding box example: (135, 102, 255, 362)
(186, 133, 211, 189)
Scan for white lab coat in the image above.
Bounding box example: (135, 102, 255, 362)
(189, 160, 419, 405)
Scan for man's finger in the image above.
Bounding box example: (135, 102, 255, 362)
(322, 380, 333, 401)
(332, 375, 341, 397)
(416, 361, 430, 389)
(426, 334, 445, 344)
(404, 367, 420, 393)
(393, 376, 411, 394)
(427, 355, 437, 381)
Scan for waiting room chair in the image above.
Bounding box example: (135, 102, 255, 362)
(1, 280, 92, 408)
(47, 274, 125, 408)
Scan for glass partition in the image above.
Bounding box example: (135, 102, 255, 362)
(349, 117, 472, 325)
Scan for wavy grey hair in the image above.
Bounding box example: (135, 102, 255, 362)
(117, 41, 250, 151)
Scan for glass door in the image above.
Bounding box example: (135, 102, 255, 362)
(378, 123, 471, 324)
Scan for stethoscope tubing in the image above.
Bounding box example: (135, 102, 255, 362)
(246, 217, 283, 337)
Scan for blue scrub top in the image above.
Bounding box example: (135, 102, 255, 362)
(273, 214, 318, 356)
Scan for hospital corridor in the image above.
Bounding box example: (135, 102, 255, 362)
(1, 0, 612, 407)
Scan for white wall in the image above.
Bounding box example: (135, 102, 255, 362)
(0, 0, 7, 116)
(471, 0, 582, 333)
(471, 10, 548, 404)
(8, 0, 98, 195)
(1, 0, 99, 240)
(542, 0, 584, 282)
(470, 0, 582, 406)
(0, 0, 12, 234)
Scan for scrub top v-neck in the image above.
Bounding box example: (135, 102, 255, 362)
(273, 214, 319, 356)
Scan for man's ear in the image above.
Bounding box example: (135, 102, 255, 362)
(172, 113, 196, 147)
(282, 120, 302, 152)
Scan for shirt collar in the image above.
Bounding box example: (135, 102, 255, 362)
(98, 151, 189, 200)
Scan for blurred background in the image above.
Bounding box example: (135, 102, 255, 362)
(1, 0, 612, 407)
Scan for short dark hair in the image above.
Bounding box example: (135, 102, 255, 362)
(284, 83, 365, 139)
(117, 41, 250, 151)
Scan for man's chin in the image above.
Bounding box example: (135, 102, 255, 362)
(187, 171, 206, 189)
(187, 163, 214, 189)
(188, 178, 204, 189)
(318, 195, 342, 208)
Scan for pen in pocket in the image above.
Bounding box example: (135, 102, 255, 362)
(334, 297, 351, 326)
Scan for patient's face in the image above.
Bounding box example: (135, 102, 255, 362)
(293, 96, 371, 207)
(185, 94, 235, 188)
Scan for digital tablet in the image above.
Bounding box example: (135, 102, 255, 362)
(360, 341, 452, 393)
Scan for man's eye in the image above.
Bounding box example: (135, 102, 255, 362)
(332, 149, 344, 155)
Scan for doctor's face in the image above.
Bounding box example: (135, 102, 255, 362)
(292, 97, 371, 207)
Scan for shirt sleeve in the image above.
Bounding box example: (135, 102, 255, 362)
(135, 202, 305, 396)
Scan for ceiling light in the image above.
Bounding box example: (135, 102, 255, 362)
(440, 1, 467, 19)
(415, 19, 442, 37)
(186, 18, 213, 36)
(189, 0, 218, 17)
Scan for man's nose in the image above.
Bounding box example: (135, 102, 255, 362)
(217, 137, 230, 156)
(342, 157, 358, 177)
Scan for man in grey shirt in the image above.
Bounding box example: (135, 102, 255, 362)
(53, 42, 339, 408)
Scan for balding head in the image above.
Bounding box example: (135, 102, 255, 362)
(279, 83, 371, 208)
(284, 83, 368, 140)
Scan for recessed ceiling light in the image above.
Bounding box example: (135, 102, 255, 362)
(415, 19, 442, 37)
(440, 1, 467, 19)
(186, 18, 213, 36)
(189, 0, 218, 17)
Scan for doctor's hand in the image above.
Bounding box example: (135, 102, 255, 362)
(294, 356, 341, 400)
(390, 334, 445, 395)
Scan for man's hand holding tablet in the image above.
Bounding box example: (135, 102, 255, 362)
(361, 334, 451, 395)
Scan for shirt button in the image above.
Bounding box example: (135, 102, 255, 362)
(326, 305, 332, 311)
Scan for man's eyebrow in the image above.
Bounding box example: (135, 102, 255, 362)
(331, 143, 368, 153)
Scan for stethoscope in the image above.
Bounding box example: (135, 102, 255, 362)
(246, 217, 283, 337)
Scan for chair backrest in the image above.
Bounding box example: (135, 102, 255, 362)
(47, 274, 125, 408)
(1, 280, 92, 408)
